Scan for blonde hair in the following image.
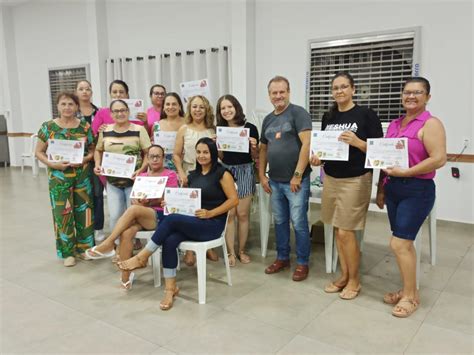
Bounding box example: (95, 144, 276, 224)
(184, 95, 215, 129)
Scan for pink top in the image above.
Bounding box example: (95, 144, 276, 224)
(92, 107, 145, 136)
(386, 110, 435, 179)
(138, 169, 179, 211)
(147, 107, 161, 134)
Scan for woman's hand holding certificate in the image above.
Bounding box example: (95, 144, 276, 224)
(100, 152, 137, 178)
(163, 188, 201, 216)
(365, 138, 409, 169)
(310, 130, 349, 161)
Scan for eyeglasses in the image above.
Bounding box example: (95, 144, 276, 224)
(148, 154, 164, 160)
(402, 90, 425, 96)
(332, 84, 351, 92)
(153, 92, 166, 97)
(111, 108, 129, 114)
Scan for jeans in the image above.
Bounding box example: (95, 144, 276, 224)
(148, 213, 226, 269)
(385, 177, 435, 240)
(106, 183, 132, 231)
(269, 176, 310, 265)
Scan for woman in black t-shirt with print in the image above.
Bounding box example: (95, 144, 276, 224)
(311, 71, 383, 300)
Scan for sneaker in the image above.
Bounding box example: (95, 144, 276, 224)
(63, 256, 76, 267)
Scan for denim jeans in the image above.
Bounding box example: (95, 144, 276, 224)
(269, 176, 310, 265)
(147, 213, 226, 269)
(106, 183, 132, 230)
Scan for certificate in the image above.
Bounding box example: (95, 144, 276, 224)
(216, 127, 250, 153)
(163, 188, 201, 216)
(47, 139, 85, 164)
(153, 131, 177, 154)
(310, 130, 349, 161)
(101, 152, 136, 178)
(130, 176, 168, 199)
(179, 79, 211, 104)
(365, 138, 409, 169)
(122, 99, 144, 123)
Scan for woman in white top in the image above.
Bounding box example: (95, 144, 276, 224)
(173, 95, 217, 265)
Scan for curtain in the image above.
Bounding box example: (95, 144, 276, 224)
(105, 46, 229, 109)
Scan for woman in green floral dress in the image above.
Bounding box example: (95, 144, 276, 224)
(35, 92, 95, 267)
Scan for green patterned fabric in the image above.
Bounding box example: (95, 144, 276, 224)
(38, 120, 95, 258)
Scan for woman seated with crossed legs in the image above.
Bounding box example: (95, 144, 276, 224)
(119, 137, 238, 310)
(85, 145, 178, 290)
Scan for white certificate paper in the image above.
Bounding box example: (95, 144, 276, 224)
(101, 152, 136, 178)
(153, 131, 177, 154)
(216, 127, 250, 153)
(130, 176, 168, 199)
(122, 99, 144, 123)
(163, 188, 201, 216)
(47, 139, 85, 164)
(365, 138, 409, 169)
(310, 130, 349, 161)
(179, 79, 211, 104)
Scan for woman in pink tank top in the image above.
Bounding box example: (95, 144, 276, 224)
(376, 77, 446, 318)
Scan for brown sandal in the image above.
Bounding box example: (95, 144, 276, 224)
(237, 251, 251, 264)
(324, 282, 346, 293)
(392, 298, 419, 318)
(383, 290, 403, 304)
(339, 285, 362, 300)
(159, 287, 180, 311)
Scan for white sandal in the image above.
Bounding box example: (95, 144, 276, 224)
(121, 272, 135, 291)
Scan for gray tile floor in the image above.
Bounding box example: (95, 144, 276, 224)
(1, 167, 473, 354)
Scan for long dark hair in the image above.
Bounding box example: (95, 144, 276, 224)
(327, 71, 355, 120)
(215, 95, 246, 126)
(193, 137, 219, 174)
(160, 92, 185, 119)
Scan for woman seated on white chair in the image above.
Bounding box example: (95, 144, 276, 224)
(119, 137, 238, 310)
(85, 144, 178, 290)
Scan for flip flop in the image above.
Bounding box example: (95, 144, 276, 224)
(121, 272, 135, 291)
(85, 246, 116, 260)
(383, 290, 403, 304)
(339, 285, 362, 300)
(324, 282, 346, 293)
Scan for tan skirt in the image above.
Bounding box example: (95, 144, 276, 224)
(321, 172, 373, 231)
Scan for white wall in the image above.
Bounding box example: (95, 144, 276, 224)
(105, 0, 231, 58)
(254, 0, 473, 223)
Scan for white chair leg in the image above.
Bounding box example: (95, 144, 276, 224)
(32, 157, 39, 176)
(221, 238, 232, 286)
(152, 248, 162, 287)
(258, 185, 271, 257)
(414, 230, 422, 290)
(429, 202, 437, 266)
(332, 234, 339, 273)
(21, 158, 25, 173)
(196, 248, 207, 304)
(324, 224, 334, 273)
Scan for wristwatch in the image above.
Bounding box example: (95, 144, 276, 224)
(293, 171, 302, 178)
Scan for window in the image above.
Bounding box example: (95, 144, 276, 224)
(307, 28, 420, 124)
(48, 65, 89, 118)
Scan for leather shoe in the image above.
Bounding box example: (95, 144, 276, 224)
(265, 259, 290, 274)
(292, 264, 309, 281)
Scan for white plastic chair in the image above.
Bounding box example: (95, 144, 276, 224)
(178, 215, 232, 304)
(21, 134, 39, 175)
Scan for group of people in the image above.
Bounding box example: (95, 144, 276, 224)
(35, 72, 446, 317)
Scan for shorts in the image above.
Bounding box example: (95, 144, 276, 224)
(384, 177, 435, 240)
(321, 172, 372, 230)
(222, 162, 256, 199)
